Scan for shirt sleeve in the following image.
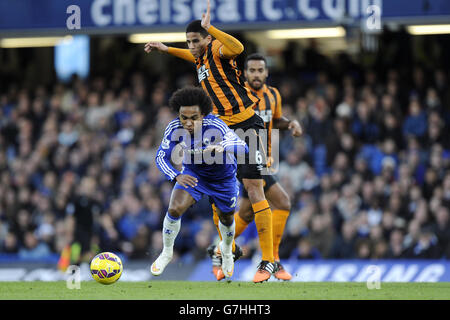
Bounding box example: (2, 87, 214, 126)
(167, 47, 196, 63)
(155, 123, 182, 181)
(273, 87, 283, 119)
(208, 26, 244, 59)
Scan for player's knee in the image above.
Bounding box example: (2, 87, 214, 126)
(167, 205, 184, 218)
(219, 212, 234, 226)
(244, 183, 266, 204)
(277, 194, 291, 212)
(240, 210, 254, 223)
(270, 186, 291, 212)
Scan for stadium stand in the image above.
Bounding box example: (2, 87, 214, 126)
(1, 31, 450, 267)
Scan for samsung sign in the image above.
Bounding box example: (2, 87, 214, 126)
(1, 0, 450, 33)
(190, 260, 450, 282)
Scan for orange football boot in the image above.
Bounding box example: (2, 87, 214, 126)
(208, 244, 243, 281)
(273, 261, 292, 281)
(253, 261, 274, 283)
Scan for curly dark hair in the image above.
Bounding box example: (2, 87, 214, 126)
(169, 86, 213, 115)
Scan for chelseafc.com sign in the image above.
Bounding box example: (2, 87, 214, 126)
(0, 0, 388, 32)
(2, 0, 450, 33)
(65, 0, 382, 28)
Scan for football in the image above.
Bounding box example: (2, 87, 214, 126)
(90, 252, 123, 285)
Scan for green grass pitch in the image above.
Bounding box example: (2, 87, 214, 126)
(0, 281, 449, 300)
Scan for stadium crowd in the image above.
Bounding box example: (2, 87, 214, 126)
(0, 36, 449, 265)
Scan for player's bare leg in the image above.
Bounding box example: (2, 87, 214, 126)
(151, 189, 195, 276)
(242, 178, 275, 283)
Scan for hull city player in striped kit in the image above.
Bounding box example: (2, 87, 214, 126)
(210, 53, 303, 281)
(145, 0, 279, 282)
(151, 87, 248, 281)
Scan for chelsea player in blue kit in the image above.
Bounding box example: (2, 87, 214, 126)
(151, 87, 248, 280)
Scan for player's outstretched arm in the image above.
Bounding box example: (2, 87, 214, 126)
(144, 41, 195, 63)
(271, 87, 302, 137)
(155, 147, 180, 182)
(201, 0, 243, 59)
(273, 117, 303, 137)
(144, 41, 168, 53)
(219, 129, 249, 156)
(155, 141, 198, 188)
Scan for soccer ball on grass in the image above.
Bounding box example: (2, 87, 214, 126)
(90, 252, 123, 285)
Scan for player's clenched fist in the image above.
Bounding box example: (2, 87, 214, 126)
(175, 174, 198, 188)
(144, 41, 169, 53)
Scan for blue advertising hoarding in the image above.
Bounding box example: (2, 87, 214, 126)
(1, 0, 450, 35)
(0, 258, 448, 282)
(190, 259, 450, 282)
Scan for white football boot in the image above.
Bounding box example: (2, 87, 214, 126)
(219, 241, 234, 281)
(150, 252, 172, 276)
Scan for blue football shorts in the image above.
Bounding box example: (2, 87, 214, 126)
(174, 168, 239, 213)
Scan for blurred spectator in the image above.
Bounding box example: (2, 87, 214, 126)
(328, 220, 357, 259)
(402, 99, 427, 140)
(1, 232, 19, 254)
(278, 146, 311, 193)
(18, 231, 51, 259)
(336, 184, 361, 221)
(290, 237, 321, 260)
(351, 101, 379, 144)
(372, 240, 389, 260)
(432, 206, 450, 258)
(187, 220, 215, 262)
(355, 238, 372, 259)
(309, 199, 335, 258)
(404, 226, 440, 259)
(306, 96, 332, 146)
(386, 228, 407, 259)
(129, 225, 151, 259)
(379, 112, 403, 150)
(65, 177, 102, 264)
(280, 202, 315, 258)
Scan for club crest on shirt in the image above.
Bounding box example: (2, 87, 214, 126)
(161, 137, 170, 149)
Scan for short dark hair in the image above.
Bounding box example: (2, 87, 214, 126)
(186, 20, 209, 38)
(169, 86, 212, 115)
(244, 53, 267, 70)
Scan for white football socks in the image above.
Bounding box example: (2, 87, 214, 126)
(219, 220, 235, 279)
(218, 220, 235, 254)
(162, 212, 181, 256)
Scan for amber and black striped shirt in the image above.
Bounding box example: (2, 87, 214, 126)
(246, 82, 282, 160)
(195, 40, 259, 125)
